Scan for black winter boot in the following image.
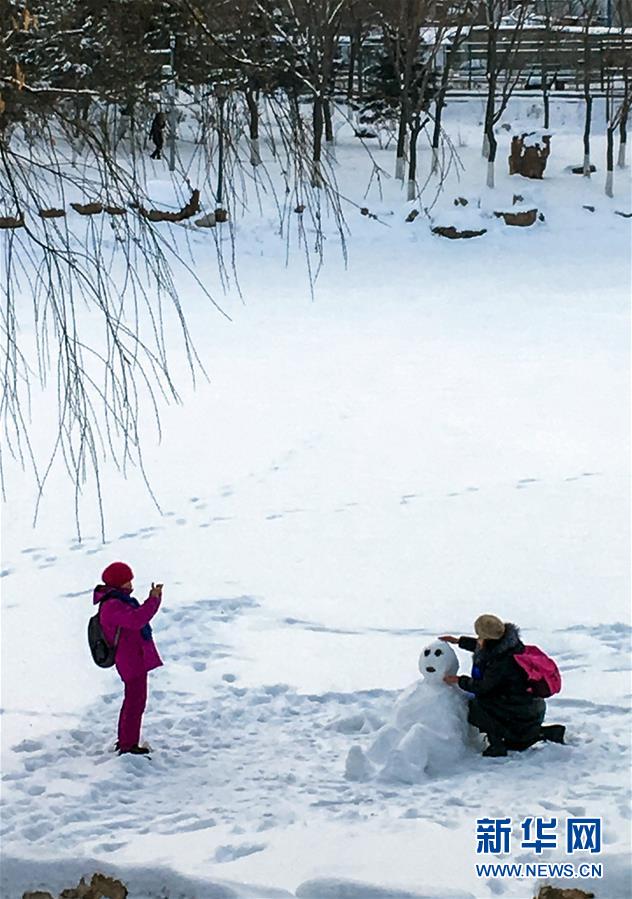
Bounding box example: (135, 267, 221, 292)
(540, 725, 566, 744)
(482, 737, 508, 758)
(118, 744, 150, 756)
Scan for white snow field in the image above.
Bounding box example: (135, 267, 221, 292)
(1, 97, 631, 899)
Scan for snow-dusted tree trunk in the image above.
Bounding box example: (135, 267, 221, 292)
(486, 159, 495, 189)
(406, 115, 422, 201)
(605, 170, 614, 197)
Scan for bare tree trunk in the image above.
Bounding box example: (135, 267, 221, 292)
(357, 32, 364, 98)
(216, 96, 225, 206)
(396, 100, 408, 181)
(483, 69, 497, 182)
(583, 89, 593, 176)
(483, 11, 496, 166)
(323, 97, 335, 162)
(431, 56, 454, 175)
(618, 108, 628, 167)
(582, 20, 593, 177)
(313, 94, 324, 187)
(605, 124, 614, 196)
(431, 107, 442, 174)
(245, 89, 261, 166)
(542, 62, 550, 130)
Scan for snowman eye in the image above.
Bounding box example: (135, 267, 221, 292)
(423, 649, 430, 657)
(434, 649, 443, 656)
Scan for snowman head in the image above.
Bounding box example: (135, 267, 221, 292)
(418, 640, 459, 683)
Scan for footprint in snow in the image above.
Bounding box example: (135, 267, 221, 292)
(96, 841, 126, 853)
(214, 842, 266, 863)
(12, 740, 44, 753)
(566, 471, 602, 481)
(1, 568, 14, 577)
(516, 478, 539, 488)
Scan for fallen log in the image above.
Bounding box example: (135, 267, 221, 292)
(137, 189, 200, 223)
(71, 202, 103, 215)
(432, 225, 486, 239)
(0, 215, 25, 229)
(38, 208, 66, 219)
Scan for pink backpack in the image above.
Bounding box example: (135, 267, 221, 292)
(514, 645, 562, 698)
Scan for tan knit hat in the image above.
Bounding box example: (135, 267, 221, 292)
(474, 614, 506, 641)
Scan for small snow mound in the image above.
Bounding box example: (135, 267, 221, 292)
(344, 745, 373, 782)
(328, 712, 381, 734)
(296, 877, 476, 899)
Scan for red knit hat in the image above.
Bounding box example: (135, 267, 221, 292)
(101, 561, 134, 588)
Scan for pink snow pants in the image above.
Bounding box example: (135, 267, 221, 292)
(117, 674, 148, 750)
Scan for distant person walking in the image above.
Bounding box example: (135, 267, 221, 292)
(149, 111, 166, 160)
(93, 562, 163, 755)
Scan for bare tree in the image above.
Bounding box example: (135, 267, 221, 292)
(574, 0, 600, 176)
(430, 8, 472, 176)
(481, 0, 529, 188)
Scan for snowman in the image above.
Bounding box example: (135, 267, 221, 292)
(345, 639, 478, 784)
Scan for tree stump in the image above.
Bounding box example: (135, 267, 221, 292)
(494, 208, 539, 227)
(509, 132, 551, 179)
(534, 887, 595, 899)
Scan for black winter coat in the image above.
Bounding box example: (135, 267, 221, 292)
(457, 623, 545, 745)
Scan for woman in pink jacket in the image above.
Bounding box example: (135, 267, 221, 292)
(93, 562, 163, 755)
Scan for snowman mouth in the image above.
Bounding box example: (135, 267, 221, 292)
(426, 666, 436, 673)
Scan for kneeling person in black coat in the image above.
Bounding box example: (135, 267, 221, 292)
(441, 615, 553, 758)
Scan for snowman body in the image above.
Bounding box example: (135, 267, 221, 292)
(346, 640, 477, 783)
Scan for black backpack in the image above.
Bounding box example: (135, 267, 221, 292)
(88, 597, 121, 668)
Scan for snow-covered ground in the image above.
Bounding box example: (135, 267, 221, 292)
(1, 97, 630, 898)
